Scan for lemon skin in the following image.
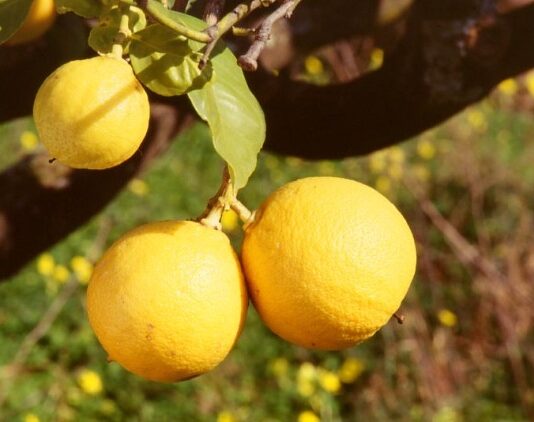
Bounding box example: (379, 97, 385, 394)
(242, 177, 417, 350)
(33, 56, 150, 169)
(87, 221, 248, 382)
(5, 0, 56, 46)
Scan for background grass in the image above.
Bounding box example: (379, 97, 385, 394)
(0, 71, 533, 422)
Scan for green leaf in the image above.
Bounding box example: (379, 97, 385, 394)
(55, 0, 102, 18)
(160, 10, 265, 191)
(187, 43, 265, 191)
(0, 0, 32, 44)
(133, 7, 265, 190)
(130, 24, 212, 96)
(88, 6, 146, 55)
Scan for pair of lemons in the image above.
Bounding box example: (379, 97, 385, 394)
(87, 177, 417, 383)
(32, 55, 416, 384)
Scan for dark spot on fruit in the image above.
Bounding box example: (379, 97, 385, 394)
(146, 323, 155, 341)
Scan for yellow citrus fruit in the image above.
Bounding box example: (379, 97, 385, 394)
(33, 56, 149, 169)
(87, 220, 248, 382)
(5, 0, 56, 46)
(242, 177, 416, 350)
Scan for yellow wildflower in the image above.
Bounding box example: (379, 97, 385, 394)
(432, 406, 461, 422)
(412, 164, 431, 183)
(297, 362, 317, 397)
(369, 48, 384, 70)
(78, 369, 103, 395)
(298, 380, 315, 397)
(221, 210, 239, 232)
(369, 151, 387, 174)
(417, 139, 436, 160)
(37, 253, 55, 276)
(388, 163, 403, 180)
(128, 178, 149, 197)
(217, 411, 236, 422)
(20, 131, 39, 152)
(100, 399, 117, 415)
(286, 157, 304, 168)
(298, 362, 316, 382)
(525, 72, 534, 97)
(338, 357, 364, 384)
(497, 78, 518, 96)
(305, 55, 324, 76)
(270, 357, 289, 378)
(298, 410, 320, 422)
(52, 265, 70, 284)
(70, 256, 93, 284)
(466, 109, 487, 132)
(375, 175, 391, 194)
(264, 155, 279, 170)
(388, 146, 405, 164)
(23, 413, 40, 422)
(317, 369, 341, 394)
(437, 309, 458, 328)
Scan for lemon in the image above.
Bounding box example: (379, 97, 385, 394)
(5, 0, 56, 46)
(87, 221, 248, 382)
(33, 56, 149, 169)
(242, 177, 416, 350)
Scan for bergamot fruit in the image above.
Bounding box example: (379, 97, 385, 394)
(5, 0, 56, 46)
(241, 177, 416, 350)
(33, 56, 149, 169)
(87, 220, 248, 382)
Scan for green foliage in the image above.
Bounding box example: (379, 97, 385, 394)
(0, 0, 33, 43)
(187, 41, 266, 192)
(55, 0, 102, 18)
(89, 5, 146, 55)
(129, 24, 212, 95)
(128, 3, 266, 191)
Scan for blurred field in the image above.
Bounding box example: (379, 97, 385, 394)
(0, 71, 533, 422)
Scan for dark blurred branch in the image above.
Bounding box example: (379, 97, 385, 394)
(0, 103, 194, 279)
(259, 1, 534, 158)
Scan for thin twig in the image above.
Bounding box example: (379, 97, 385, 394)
(238, 0, 302, 71)
(393, 313, 405, 324)
(111, 4, 131, 59)
(197, 166, 233, 229)
(230, 198, 253, 224)
(199, 0, 278, 67)
(141, 0, 211, 43)
(203, 0, 226, 25)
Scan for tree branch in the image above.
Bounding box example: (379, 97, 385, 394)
(258, 1, 534, 159)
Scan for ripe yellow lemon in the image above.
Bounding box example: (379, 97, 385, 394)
(242, 177, 416, 350)
(33, 56, 149, 169)
(87, 221, 248, 382)
(5, 0, 56, 46)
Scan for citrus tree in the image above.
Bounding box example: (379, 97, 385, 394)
(0, 0, 533, 384)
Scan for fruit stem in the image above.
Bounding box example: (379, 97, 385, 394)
(393, 313, 405, 324)
(230, 198, 254, 226)
(111, 4, 131, 59)
(142, 0, 211, 43)
(198, 165, 233, 230)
